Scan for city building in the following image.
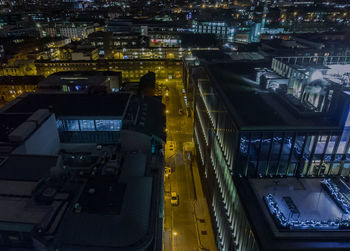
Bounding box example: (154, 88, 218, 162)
(71, 48, 99, 61)
(192, 20, 234, 41)
(2, 1, 350, 250)
(190, 55, 350, 250)
(0, 76, 42, 105)
(37, 71, 122, 93)
(34, 59, 183, 82)
(0, 59, 37, 76)
(0, 90, 165, 250)
(258, 35, 350, 60)
(43, 22, 99, 41)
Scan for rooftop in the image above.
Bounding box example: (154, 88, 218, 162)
(123, 96, 166, 142)
(235, 177, 350, 250)
(0, 113, 31, 142)
(2, 93, 130, 117)
(205, 62, 342, 130)
(56, 152, 155, 249)
(0, 154, 57, 181)
(0, 146, 161, 250)
(37, 71, 122, 91)
(0, 154, 66, 234)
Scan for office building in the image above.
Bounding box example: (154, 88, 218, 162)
(191, 55, 350, 250)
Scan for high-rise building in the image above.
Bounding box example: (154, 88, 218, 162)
(190, 55, 350, 251)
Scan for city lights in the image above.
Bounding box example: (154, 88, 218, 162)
(1, 1, 350, 251)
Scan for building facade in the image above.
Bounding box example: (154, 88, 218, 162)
(35, 59, 183, 82)
(191, 56, 350, 251)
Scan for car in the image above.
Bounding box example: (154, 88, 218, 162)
(165, 167, 171, 177)
(167, 141, 176, 152)
(171, 192, 179, 206)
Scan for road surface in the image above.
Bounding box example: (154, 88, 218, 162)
(163, 80, 217, 251)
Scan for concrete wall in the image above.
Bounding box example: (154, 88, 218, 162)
(13, 114, 60, 155)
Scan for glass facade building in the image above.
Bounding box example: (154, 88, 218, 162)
(191, 58, 350, 251)
(57, 119, 122, 143)
(237, 129, 350, 178)
(193, 78, 258, 251)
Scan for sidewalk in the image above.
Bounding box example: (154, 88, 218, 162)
(191, 161, 217, 251)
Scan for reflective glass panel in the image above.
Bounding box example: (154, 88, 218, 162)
(95, 120, 122, 131)
(79, 120, 95, 131)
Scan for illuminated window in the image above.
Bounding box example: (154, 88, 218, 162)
(325, 136, 337, 154)
(314, 135, 328, 154)
(79, 120, 94, 131)
(65, 120, 79, 131)
(95, 120, 121, 131)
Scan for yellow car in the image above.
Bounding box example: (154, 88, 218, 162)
(165, 167, 172, 177)
(171, 192, 179, 206)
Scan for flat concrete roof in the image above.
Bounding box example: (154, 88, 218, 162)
(0, 155, 57, 181)
(205, 62, 342, 130)
(56, 151, 154, 249)
(250, 178, 349, 232)
(3, 93, 130, 117)
(38, 71, 122, 88)
(235, 177, 350, 250)
(59, 177, 153, 248)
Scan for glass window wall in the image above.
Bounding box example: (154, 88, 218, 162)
(237, 130, 350, 177)
(95, 120, 121, 131)
(79, 120, 95, 131)
(57, 119, 122, 132)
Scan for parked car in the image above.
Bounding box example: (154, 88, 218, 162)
(171, 192, 179, 206)
(165, 166, 172, 177)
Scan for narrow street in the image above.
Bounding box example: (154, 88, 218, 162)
(163, 80, 217, 251)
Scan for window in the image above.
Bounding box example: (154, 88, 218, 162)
(79, 120, 94, 131)
(326, 136, 337, 154)
(65, 120, 79, 131)
(315, 135, 328, 154)
(56, 120, 63, 130)
(330, 163, 341, 175)
(95, 120, 121, 131)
